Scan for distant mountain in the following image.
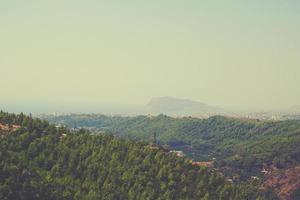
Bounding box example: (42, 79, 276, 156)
(145, 96, 224, 116)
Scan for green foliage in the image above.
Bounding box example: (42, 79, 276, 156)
(46, 114, 300, 179)
(0, 112, 266, 200)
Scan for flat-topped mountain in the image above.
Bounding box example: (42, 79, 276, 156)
(145, 96, 223, 116)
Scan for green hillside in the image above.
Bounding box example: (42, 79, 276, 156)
(0, 112, 272, 200)
(45, 114, 300, 180)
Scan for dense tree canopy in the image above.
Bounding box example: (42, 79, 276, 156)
(0, 111, 271, 200)
(45, 114, 300, 180)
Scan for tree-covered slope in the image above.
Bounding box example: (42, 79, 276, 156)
(0, 111, 271, 200)
(45, 114, 300, 180)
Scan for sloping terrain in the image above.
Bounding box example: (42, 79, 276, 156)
(0, 111, 269, 200)
(262, 165, 300, 200)
(145, 96, 224, 116)
(44, 114, 300, 199)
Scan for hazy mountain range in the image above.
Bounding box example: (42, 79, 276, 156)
(2, 97, 300, 119)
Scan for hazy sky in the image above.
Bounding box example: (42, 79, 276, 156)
(1, 1, 300, 111)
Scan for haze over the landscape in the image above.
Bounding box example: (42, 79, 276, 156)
(1, 1, 300, 113)
(2, 2, 300, 200)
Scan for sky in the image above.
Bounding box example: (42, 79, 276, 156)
(1, 1, 300, 112)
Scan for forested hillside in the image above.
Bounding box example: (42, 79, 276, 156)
(44, 114, 300, 199)
(0, 111, 272, 200)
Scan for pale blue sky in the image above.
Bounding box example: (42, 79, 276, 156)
(1, 1, 300, 111)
